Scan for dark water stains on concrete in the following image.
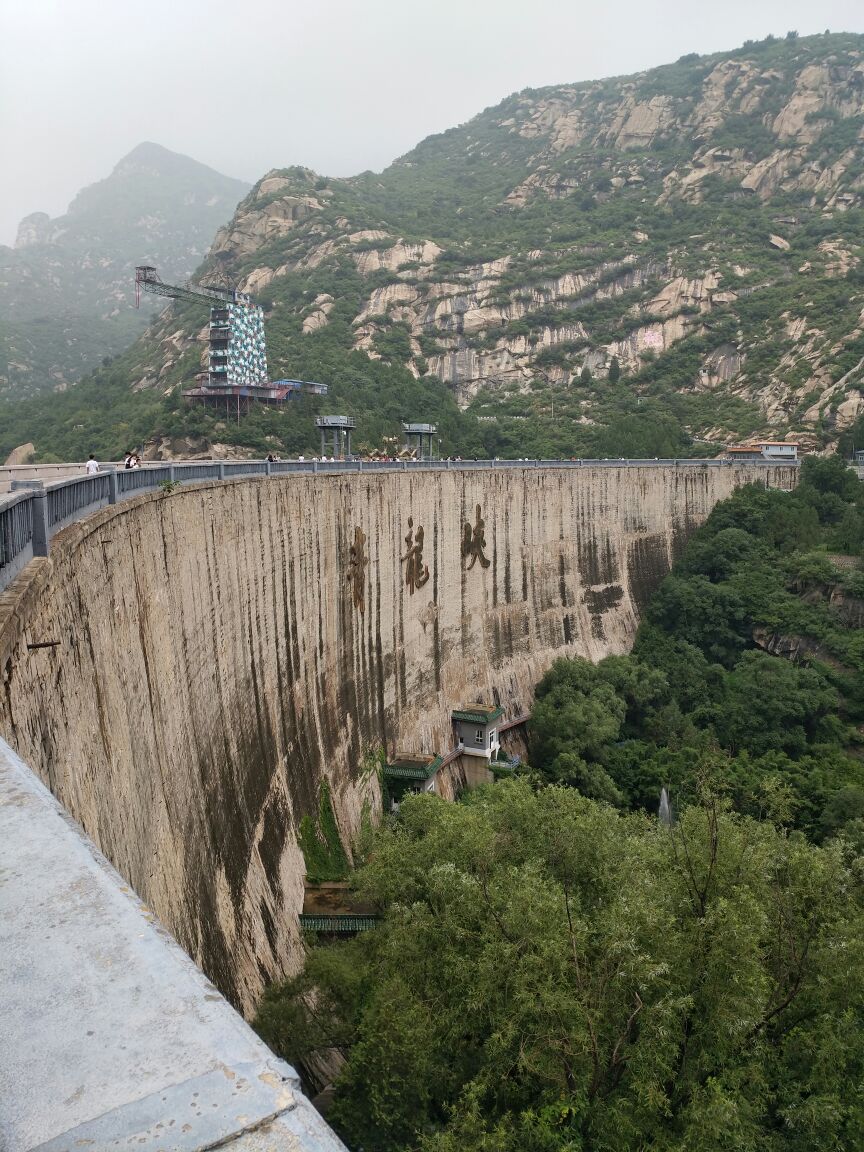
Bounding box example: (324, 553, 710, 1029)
(431, 513, 442, 692)
(627, 535, 671, 612)
(578, 533, 618, 587)
(260, 898, 278, 955)
(257, 790, 290, 898)
(583, 584, 624, 614)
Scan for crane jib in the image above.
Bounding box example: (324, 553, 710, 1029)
(134, 265, 249, 309)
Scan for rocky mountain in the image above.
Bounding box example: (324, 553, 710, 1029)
(0, 143, 249, 397)
(3, 33, 864, 461)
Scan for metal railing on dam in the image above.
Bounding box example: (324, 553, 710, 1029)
(0, 456, 793, 595)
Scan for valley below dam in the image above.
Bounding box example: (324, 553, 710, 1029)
(0, 463, 797, 1015)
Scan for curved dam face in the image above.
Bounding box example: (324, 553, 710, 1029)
(0, 465, 796, 1012)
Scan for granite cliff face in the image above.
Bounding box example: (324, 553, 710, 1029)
(0, 465, 796, 1013)
(0, 143, 249, 397)
(125, 33, 864, 454)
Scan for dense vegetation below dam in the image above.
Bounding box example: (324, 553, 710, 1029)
(258, 457, 864, 1152)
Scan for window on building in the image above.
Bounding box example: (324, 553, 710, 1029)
(489, 730, 496, 748)
(474, 727, 485, 745)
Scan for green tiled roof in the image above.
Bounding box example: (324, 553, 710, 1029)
(452, 706, 504, 724)
(299, 915, 378, 933)
(383, 755, 443, 781)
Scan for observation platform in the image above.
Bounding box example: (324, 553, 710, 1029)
(402, 422, 437, 461)
(315, 415, 356, 457)
(299, 883, 378, 935)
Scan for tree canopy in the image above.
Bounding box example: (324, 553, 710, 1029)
(257, 461, 864, 1149)
(257, 783, 864, 1151)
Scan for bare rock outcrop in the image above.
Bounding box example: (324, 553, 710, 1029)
(302, 294, 335, 334)
(212, 194, 327, 258)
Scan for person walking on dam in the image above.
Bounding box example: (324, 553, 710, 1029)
(85, 455, 99, 475)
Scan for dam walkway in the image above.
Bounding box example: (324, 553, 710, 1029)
(0, 455, 789, 595)
(0, 736, 346, 1152)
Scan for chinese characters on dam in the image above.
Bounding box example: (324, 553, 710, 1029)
(348, 506, 493, 614)
(462, 504, 491, 571)
(401, 517, 430, 595)
(346, 526, 368, 613)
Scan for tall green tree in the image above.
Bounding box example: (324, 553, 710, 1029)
(259, 784, 864, 1152)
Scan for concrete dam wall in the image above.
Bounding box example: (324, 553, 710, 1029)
(0, 464, 797, 1014)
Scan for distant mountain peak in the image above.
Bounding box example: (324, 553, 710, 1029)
(14, 211, 51, 249)
(112, 141, 239, 182)
(1, 145, 252, 395)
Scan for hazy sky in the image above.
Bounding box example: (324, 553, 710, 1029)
(2, 0, 863, 245)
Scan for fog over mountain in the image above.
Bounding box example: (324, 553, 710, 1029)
(2, 0, 863, 244)
(0, 144, 249, 395)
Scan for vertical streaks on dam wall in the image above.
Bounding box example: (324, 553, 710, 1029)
(0, 465, 797, 1013)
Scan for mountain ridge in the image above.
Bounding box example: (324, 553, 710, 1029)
(3, 32, 864, 462)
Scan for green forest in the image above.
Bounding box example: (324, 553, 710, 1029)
(256, 459, 864, 1151)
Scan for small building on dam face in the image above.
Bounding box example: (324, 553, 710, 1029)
(452, 704, 503, 759)
(0, 461, 798, 1148)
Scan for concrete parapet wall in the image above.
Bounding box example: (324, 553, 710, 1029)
(0, 464, 797, 1015)
(0, 735, 346, 1152)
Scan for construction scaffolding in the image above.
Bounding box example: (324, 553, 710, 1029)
(134, 266, 327, 417)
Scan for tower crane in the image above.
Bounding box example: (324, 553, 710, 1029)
(134, 265, 248, 310)
(133, 265, 326, 418)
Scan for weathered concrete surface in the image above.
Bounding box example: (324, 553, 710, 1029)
(0, 735, 346, 1152)
(0, 465, 797, 1015)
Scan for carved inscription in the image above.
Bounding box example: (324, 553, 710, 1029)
(401, 517, 430, 595)
(346, 526, 368, 613)
(462, 504, 491, 571)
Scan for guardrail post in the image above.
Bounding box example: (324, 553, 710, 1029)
(106, 467, 118, 505)
(265, 460, 272, 477)
(217, 462, 225, 481)
(32, 489, 49, 556)
(313, 460, 319, 473)
(10, 480, 49, 558)
(168, 463, 176, 484)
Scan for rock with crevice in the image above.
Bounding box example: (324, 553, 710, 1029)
(302, 294, 335, 334)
